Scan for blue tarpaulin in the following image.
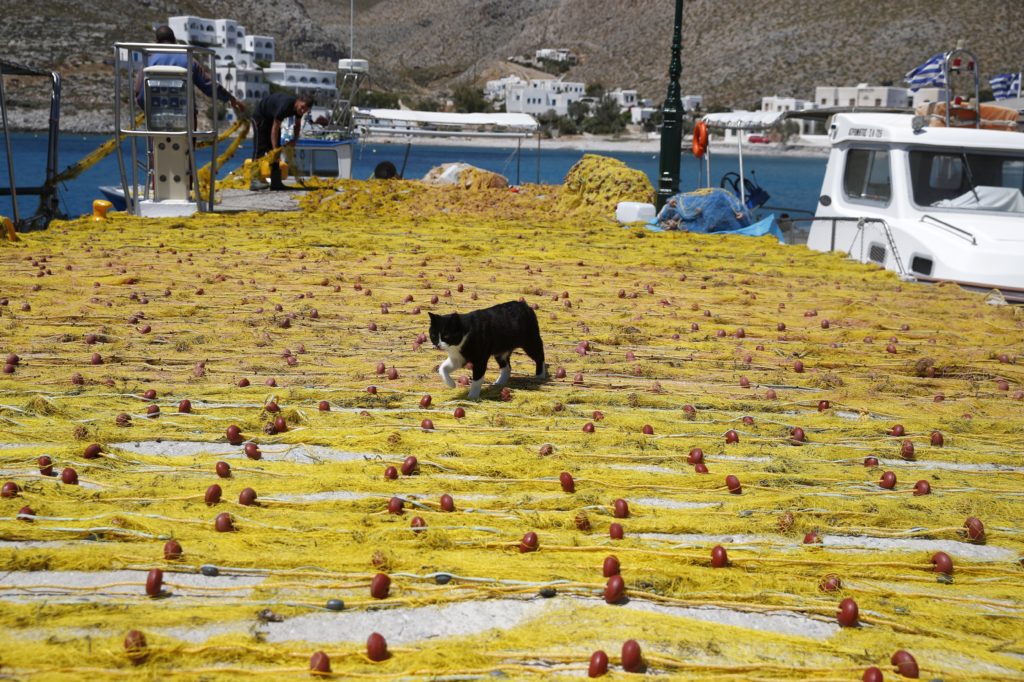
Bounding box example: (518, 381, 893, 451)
(644, 188, 783, 241)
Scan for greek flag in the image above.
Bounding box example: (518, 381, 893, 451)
(905, 53, 946, 92)
(990, 72, 1022, 100)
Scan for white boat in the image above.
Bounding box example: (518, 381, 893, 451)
(805, 49, 1024, 301)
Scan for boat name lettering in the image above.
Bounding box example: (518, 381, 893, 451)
(848, 127, 884, 138)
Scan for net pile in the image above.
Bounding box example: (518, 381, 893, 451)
(0, 161, 1022, 680)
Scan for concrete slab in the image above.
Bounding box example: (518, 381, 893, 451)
(261, 598, 548, 645)
(217, 188, 304, 212)
(0, 570, 265, 601)
(639, 532, 1016, 561)
(155, 595, 838, 645)
(877, 458, 1024, 473)
(113, 441, 382, 463)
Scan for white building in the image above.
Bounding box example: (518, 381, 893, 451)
(761, 95, 819, 135)
(680, 95, 703, 112)
(217, 65, 270, 104)
(629, 106, 657, 125)
(628, 94, 701, 125)
(168, 16, 217, 47)
(167, 15, 278, 122)
(608, 88, 638, 109)
(535, 48, 576, 64)
(244, 35, 276, 65)
(213, 19, 243, 49)
(505, 79, 585, 117)
(168, 16, 276, 67)
(814, 84, 910, 108)
(911, 87, 949, 108)
(263, 62, 338, 106)
(484, 75, 525, 104)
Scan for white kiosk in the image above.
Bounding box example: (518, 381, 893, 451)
(112, 42, 220, 217)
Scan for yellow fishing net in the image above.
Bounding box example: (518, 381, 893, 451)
(0, 156, 1022, 680)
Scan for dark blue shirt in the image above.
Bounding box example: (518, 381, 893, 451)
(254, 93, 299, 124)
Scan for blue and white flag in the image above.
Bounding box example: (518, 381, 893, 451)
(905, 53, 946, 92)
(990, 72, 1022, 100)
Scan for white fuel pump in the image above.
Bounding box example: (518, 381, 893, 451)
(139, 65, 196, 216)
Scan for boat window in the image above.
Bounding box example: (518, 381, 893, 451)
(910, 151, 1024, 214)
(843, 149, 891, 203)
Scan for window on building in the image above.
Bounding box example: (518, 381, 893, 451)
(874, 98, 881, 106)
(844, 149, 892, 204)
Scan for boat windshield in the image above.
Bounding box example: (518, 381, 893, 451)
(909, 150, 1024, 215)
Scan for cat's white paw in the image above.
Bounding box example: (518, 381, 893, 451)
(439, 362, 457, 388)
(467, 378, 484, 400)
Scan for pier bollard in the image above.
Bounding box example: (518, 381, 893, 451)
(91, 200, 113, 222)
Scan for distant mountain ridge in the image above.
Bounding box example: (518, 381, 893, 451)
(3, 0, 1022, 131)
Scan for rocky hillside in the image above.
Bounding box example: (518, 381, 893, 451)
(3, 0, 1023, 131)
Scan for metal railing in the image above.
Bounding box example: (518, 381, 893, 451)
(785, 215, 908, 277)
(921, 214, 977, 245)
(0, 60, 63, 229)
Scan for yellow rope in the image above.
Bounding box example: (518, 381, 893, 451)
(44, 113, 146, 187)
(196, 119, 251, 199)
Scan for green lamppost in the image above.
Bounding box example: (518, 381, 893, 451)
(656, 0, 684, 211)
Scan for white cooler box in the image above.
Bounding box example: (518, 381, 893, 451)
(615, 201, 656, 224)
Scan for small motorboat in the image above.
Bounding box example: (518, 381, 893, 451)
(805, 48, 1024, 301)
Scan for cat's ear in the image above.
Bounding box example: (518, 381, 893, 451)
(428, 312, 438, 321)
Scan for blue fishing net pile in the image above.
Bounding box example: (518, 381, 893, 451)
(672, 188, 752, 233)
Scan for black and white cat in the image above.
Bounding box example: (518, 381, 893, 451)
(428, 301, 547, 399)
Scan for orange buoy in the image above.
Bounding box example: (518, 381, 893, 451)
(692, 120, 709, 158)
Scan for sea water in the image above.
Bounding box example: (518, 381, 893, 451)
(1, 132, 826, 221)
